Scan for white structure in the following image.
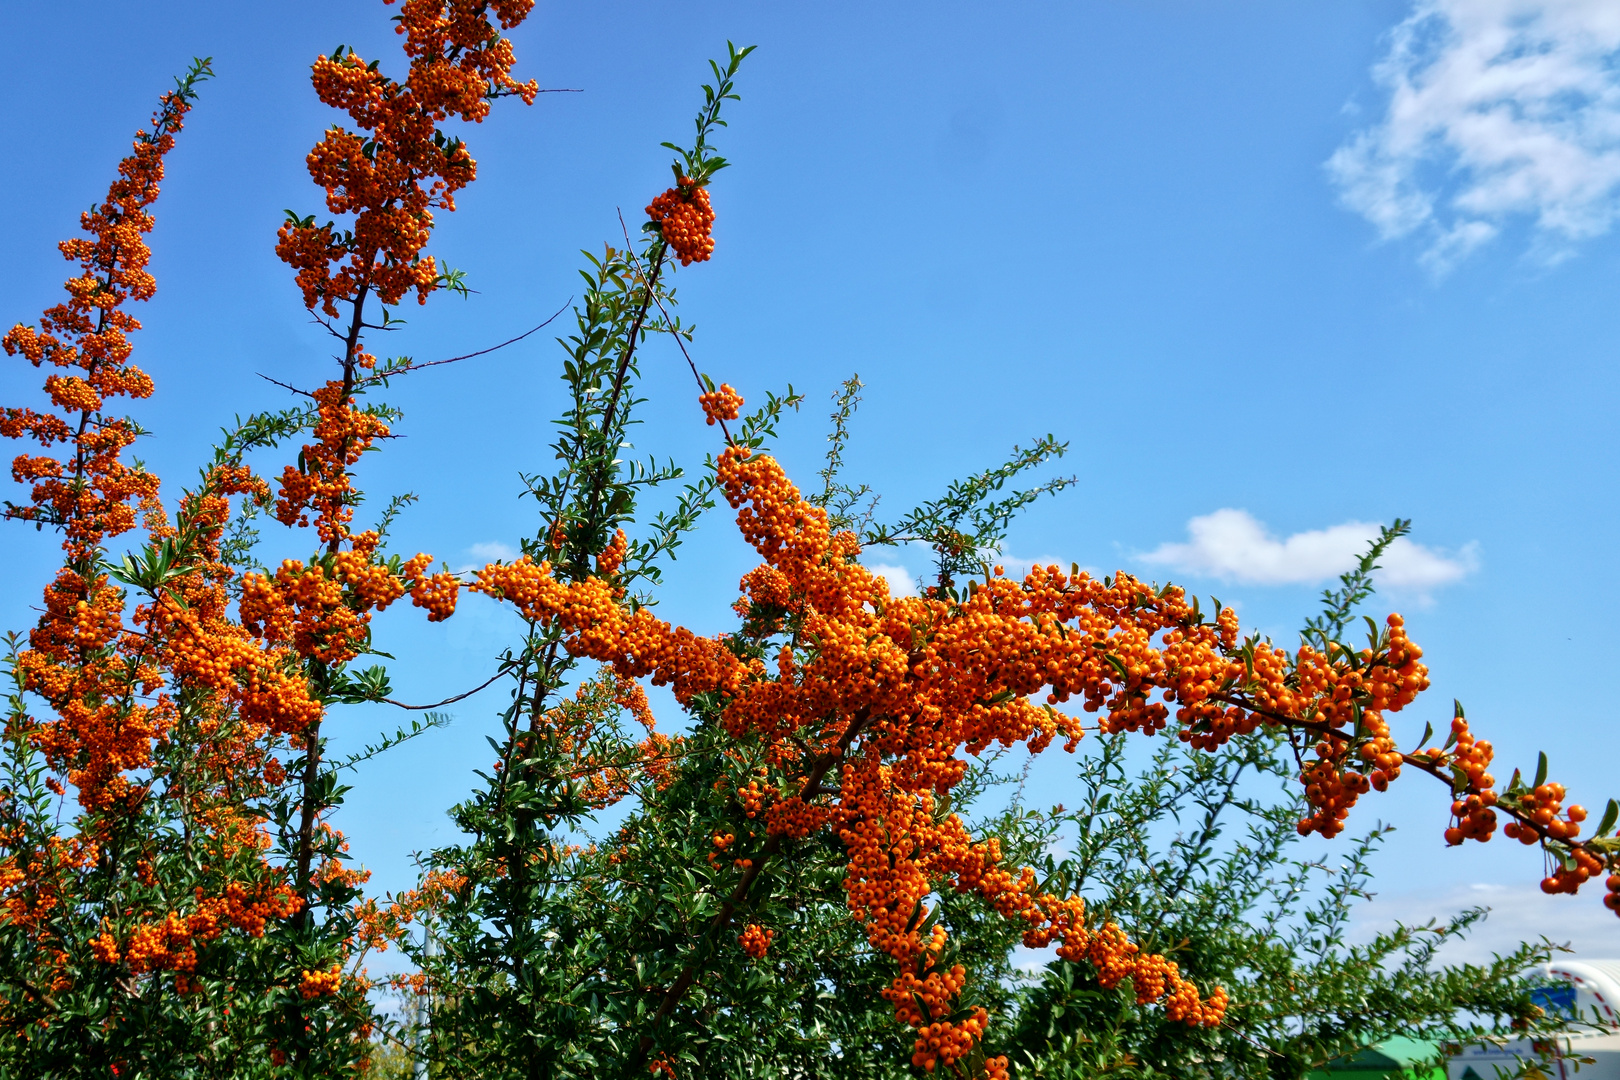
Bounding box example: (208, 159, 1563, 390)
(1448, 960, 1620, 1080)
(1547, 960, 1620, 1027)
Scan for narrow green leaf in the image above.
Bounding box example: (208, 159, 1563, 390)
(1598, 799, 1618, 838)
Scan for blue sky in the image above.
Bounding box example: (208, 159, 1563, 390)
(2, 1, 1617, 961)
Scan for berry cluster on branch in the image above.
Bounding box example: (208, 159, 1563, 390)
(646, 177, 716, 266)
(464, 337, 1615, 1073)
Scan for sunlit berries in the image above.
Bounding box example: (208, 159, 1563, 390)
(698, 383, 743, 426)
(646, 177, 716, 266)
(299, 963, 343, 999)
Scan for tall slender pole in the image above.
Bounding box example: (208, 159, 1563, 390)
(413, 922, 436, 1080)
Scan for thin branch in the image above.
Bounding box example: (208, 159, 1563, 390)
(358, 301, 571, 386)
(256, 373, 316, 399)
(383, 670, 504, 711)
(617, 209, 733, 445)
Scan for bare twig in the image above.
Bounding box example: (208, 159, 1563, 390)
(616, 209, 733, 445)
(359, 301, 571, 386)
(256, 373, 316, 399)
(383, 670, 504, 711)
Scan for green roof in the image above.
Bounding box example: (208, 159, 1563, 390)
(1307, 1037, 1446, 1077)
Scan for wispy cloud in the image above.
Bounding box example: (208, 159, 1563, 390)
(468, 541, 518, 562)
(1018, 881, 1598, 982)
(868, 563, 920, 599)
(1329, 0, 1620, 271)
(1350, 881, 1615, 965)
(1138, 509, 1477, 591)
(455, 541, 518, 574)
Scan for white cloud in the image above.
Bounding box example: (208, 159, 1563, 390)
(1138, 509, 1477, 590)
(455, 541, 519, 574)
(1010, 882, 1610, 987)
(1350, 882, 1620, 966)
(468, 541, 518, 562)
(867, 563, 920, 599)
(1329, 0, 1620, 270)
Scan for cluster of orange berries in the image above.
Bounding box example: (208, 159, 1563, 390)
(646, 178, 716, 265)
(470, 556, 744, 706)
(18, 581, 167, 809)
(0, 81, 184, 560)
(391, 0, 537, 121)
(1447, 791, 1499, 845)
(520, 668, 668, 811)
(91, 879, 304, 978)
(241, 559, 363, 664)
(238, 540, 454, 682)
(764, 795, 828, 839)
(1299, 756, 1373, 839)
(362, 868, 472, 962)
(908, 1010, 989, 1072)
(2, 4, 557, 1062)
(1, 29, 535, 1044)
(409, 561, 461, 622)
(707, 831, 736, 867)
(737, 923, 773, 959)
(474, 444, 1245, 1068)
(90, 931, 120, 965)
(1492, 781, 1603, 896)
(1019, 900, 1225, 1026)
(274, 382, 391, 544)
(1542, 848, 1607, 896)
(596, 528, 629, 576)
(1506, 783, 1584, 843)
(698, 383, 743, 426)
(142, 534, 324, 744)
(0, 94, 345, 1019)
(277, 1, 537, 315)
(0, 84, 207, 831)
(299, 963, 343, 999)
(465, 380, 1617, 1062)
(390, 971, 431, 997)
(124, 914, 201, 975)
(1607, 874, 1620, 913)
(737, 777, 773, 819)
(882, 954, 966, 1028)
(1443, 715, 1495, 790)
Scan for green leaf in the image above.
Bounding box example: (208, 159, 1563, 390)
(1449, 763, 1471, 795)
(1598, 799, 1618, 838)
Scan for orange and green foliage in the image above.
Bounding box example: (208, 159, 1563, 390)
(0, 2, 538, 1074)
(0, 60, 319, 1067)
(0, 5, 1613, 1079)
